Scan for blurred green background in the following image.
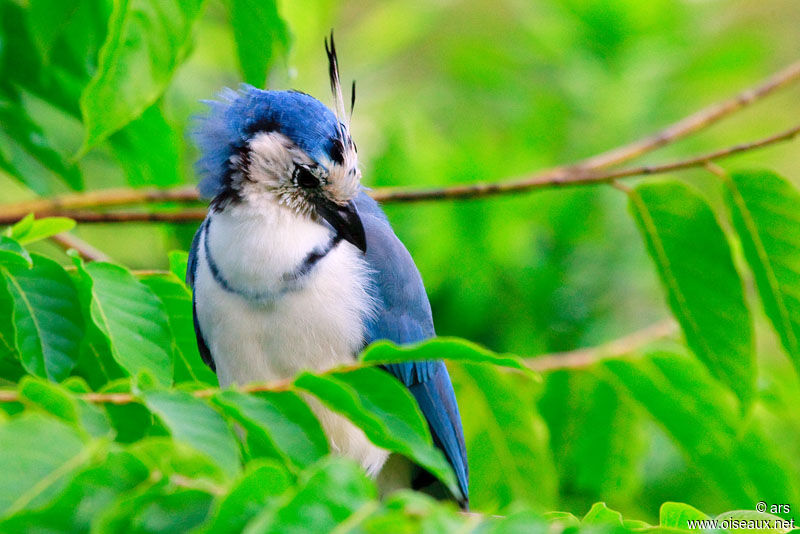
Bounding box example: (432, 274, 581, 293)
(2, 0, 799, 522)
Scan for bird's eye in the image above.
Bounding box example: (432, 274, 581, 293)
(294, 165, 320, 189)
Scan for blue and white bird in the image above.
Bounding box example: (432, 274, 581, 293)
(187, 36, 468, 507)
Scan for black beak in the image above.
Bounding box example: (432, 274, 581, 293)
(312, 198, 367, 253)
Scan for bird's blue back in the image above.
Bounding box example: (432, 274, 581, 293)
(356, 192, 469, 505)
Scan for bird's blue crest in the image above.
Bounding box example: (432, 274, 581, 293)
(193, 85, 345, 199)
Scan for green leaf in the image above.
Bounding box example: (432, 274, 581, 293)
(603, 349, 800, 508)
(0, 413, 91, 518)
(9, 216, 76, 245)
(724, 169, 800, 376)
(449, 362, 557, 512)
(361, 337, 538, 378)
(110, 103, 183, 186)
(75, 259, 173, 385)
(144, 390, 241, 477)
(660, 502, 710, 528)
(627, 180, 754, 402)
(26, 0, 83, 59)
(0, 236, 32, 268)
(227, 0, 290, 86)
(140, 272, 216, 384)
(582, 502, 624, 526)
(94, 481, 214, 534)
(1, 253, 83, 380)
(0, 89, 83, 191)
(212, 390, 328, 470)
(0, 451, 148, 533)
(360, 491, 471, 533)
(169, 250, 189, 281)
(539, 370, 645, 508)
(200, 460, 293, 534)
(18, 377, 112, 438)
(78, 0, 204, 153)
(243, 457, 376, 534)
(294, 367, 462, 501)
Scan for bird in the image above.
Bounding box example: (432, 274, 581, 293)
(186, 34, 468, 507)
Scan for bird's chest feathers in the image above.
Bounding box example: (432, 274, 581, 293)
(195, 205, 374, 388)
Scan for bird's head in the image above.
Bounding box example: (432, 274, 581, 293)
(193, 35, 366, 251)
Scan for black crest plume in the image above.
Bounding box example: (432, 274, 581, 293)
(324, 31, 353, 137)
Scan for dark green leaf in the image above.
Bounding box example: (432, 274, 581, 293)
(78, 0, 205, 153)
(0, 236, 32, 268)
(243, 457, 376, 534)
(212, 390, 328, 470)
(450, 361, 557, 512)
(227, 0, 290, 86)
(627, 180, 754, 402)
(1, 253, 83, 380)
(603, 349, 800, 507)
(26, 0, 83, 59)
(144, 390, 241, 477)
(140, 272, 216, 384)
(200, 460, 293, 534)
(724, 169, 800, 376)
(110, 103, 183, 186)
(295, 367, 462, 501)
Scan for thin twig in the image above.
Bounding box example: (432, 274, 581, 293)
(0, 320, 677, 404)
(0, 61, 798, 221)
(49, 233, 111, 262)
(526, 319, 678, 372)
(3, 124, 795, 224)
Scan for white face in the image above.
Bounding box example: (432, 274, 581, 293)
(231, 131, 361, 216)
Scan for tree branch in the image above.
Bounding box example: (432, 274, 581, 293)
(0, 60, 798, 222)
(49, 233, 111, 262)
(525, 319, 678, 372)
(2, 124, 795, 224)
(0, 320, 677, 404)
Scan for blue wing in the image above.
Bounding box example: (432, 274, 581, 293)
(356, 192, 469, 507)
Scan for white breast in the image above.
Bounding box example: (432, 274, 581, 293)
(193, 202, 388, 475)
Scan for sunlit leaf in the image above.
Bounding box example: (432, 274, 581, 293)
(660, 502, 710, 528)
(75, 259, 173, 385)
(361, 337, 537, 378)
(627, 180, 754, 403)
(78, 0, 204, 153)
(9, 216, 76, 245)
(0, 413, 92, 518)
(0, 450, 149, 534)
